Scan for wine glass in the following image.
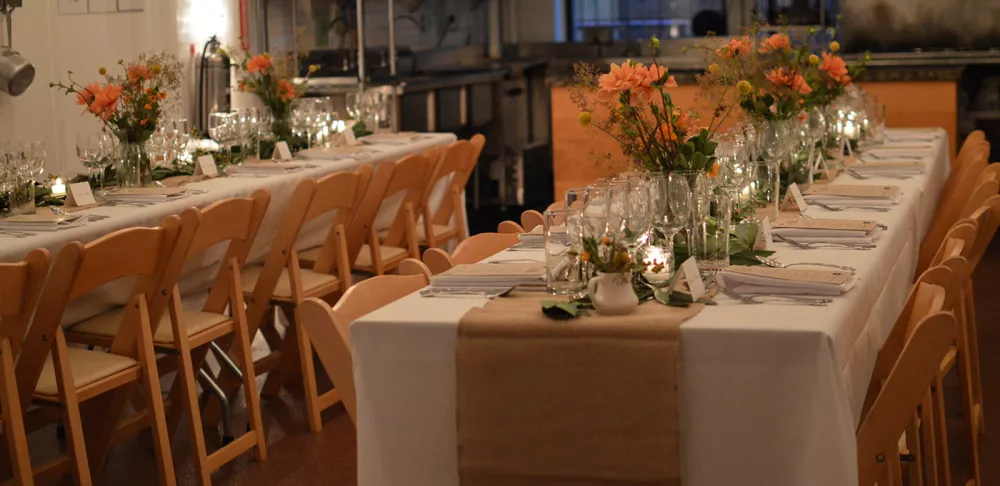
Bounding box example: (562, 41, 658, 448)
(173, 118, 191, 162)
(666, 172, 693, 243)
(208, 112, 233, 164)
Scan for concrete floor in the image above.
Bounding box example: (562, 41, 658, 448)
(22, 239, 1000, 486)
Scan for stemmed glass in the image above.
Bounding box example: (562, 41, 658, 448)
(173, 118, 191, 163)
(292, 99, 318, 148)
(667, 172, 694, 249)
(208, 112, 233, 164)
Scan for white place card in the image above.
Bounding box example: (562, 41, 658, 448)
(668, 257, 705, 301)
(344, 120, 358, 145)
(66, 182, 96, 207)
(754, 217, 774, 251)
(194, 155, 219, 178)
(273, 141, 293, 161)
(789, 183, 808, 211)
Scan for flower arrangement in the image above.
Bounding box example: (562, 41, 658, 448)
(572, 36, 724, 173)
(581, 235, 642, 276)
(232, 48, 319, 142)
(51, 51, 183, 144)
(698, 24, 868, 122)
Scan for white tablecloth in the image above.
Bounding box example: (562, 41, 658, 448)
(349, 128, 949, 486)
(0, 133, 458, 324)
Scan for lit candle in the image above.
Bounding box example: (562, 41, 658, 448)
(642, 246, 673, 283)
(51, 178, 66, 196)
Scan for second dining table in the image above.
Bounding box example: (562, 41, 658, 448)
(0, 132, 458, 325)
(349, 128, 950, 486)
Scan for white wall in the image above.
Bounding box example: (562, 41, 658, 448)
(0, 0, 240, 178)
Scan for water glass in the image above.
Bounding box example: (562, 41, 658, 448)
(691, 187, 731, 275)
(564, 187, 585, 211)
(544, 208, 586, 296)
(752, 160, 780, 221)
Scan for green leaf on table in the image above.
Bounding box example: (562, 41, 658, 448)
(654, 290, 717, 307)
(541, 300, 587, 320)
(730, 249, 776, 266)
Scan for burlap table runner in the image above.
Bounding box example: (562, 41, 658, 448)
(456, 294, 704, 486)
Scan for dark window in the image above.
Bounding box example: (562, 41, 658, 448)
(569, 0, 726, 42)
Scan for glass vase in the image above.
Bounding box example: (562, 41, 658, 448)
(7, 177, 35, 216)
(691, 187, 731, 276)
(116, 142, 152, 188)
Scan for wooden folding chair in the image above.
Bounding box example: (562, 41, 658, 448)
(421, 232, 520, 275)
(299, 164, 375, 269)
(298, 273, 430, 424)
(240, 171, 362, 433)
(520, 210, 544, 232)
(398, 258, 433, 280)
(415, 140, 478, 249)
(497, 221, 524, 234)
(918, 170, 999, 274)
(864, 265, 959, 486)
(355, 154, 432, 275)
(0, 249, 48, 486)
(857, 311, 957, 486)
(21, 217, 189, 486)
(66, 191, 272, 485)
(937, 154, 988, 217)
(951, 130, 988, 172)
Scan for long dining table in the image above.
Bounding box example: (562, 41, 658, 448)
(0, 132, 457, 324)
(349, 128, 950, 486)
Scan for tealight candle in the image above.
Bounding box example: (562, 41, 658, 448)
(51, 178, 66, 196)
(642, 246, 673, 283)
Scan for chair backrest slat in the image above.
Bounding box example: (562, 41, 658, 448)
(299, 273, 430, 423)
(428, 141, 477, 225)
(381, 154, 432, 247)
(349, 162, 395, 262)
(451, 232, 520, 265)
(307, 171, 363, 275)
(0, 249, 49, 355)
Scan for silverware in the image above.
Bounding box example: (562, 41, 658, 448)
(860, 152, 925, 161)
(885, 136, 935, 143)
(419, 286, 513, 299)
(754, 255, 856, 274)
(0, 230, 34, 237)
(774, 233, 875, 250)
(485, 259, 540, 264)
(846, 168, 913, 181)
(809, 200, 891, 213)
(50, 206, 109, 221)
(715, 282, 831, 306)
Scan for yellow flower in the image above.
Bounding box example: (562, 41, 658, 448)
(262, 52, 272, 60)
(577, 111, 593, 127)
(737, 80, 752, 96)
(808, 54, 819, 65)
(708, 63, 719, 74)
(829, 41, 841, 53)
(150, 64, 162, 75)
(309, 64, 320, 73)
(649, 35, 660, 49)
(98, 67, 107, 75)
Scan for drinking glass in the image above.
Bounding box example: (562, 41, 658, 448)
(564, 187, 585, 211)
(691, 187, 731, 276)
(77, 132, 104, 190)
(544, 208, 586, 296)
(753, 160, 780, 221)
(173, 118, 191, 162)
(208, 112, 232, 164)
(145, 127, 171, 169)
(2, 146, 33, 215)
(582, 182, 610, 233)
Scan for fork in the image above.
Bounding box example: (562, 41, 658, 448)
(775, 233, 875, 250)
(715, 282, 832, 306)
(860, 152, 925, 161)
(809, 200, 891, 213)
(419, 287, 513, 299)
(754, 255, 856, 274)
(846, 168, 913, 181)
(50, 206, 109, 221)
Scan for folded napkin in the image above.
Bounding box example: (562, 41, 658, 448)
(430, 263, 545, 288)
(804, 184, 901, 207)
(159, 175, 207, 187)
(517, 224, 546, 242)
(358, 132, 420, 145)
(227, 161, 307, 175)
(847, 157, 925, 175)
(717, 266, 855, 296)
(105, 187, 191, 202)
(0, 211, 87, 231)
(771, 217, 882, 244)
(457, 294, 702, 486)
(298, 145, 373, 160)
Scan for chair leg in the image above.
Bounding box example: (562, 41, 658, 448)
(53, 330, 92, 486)
(229, 264, 268, 461)
(133, 308, 177, 486)
(932, 375, 952, 486)
(955, 298, 981, 485)
(964, 283, 984, 435)
(0, 339, 31, 486)
(906, 412, 924, 486)
(294, 306, 323, 433)
(921, 391, 938, 486)
(261, 305, 300, 397)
